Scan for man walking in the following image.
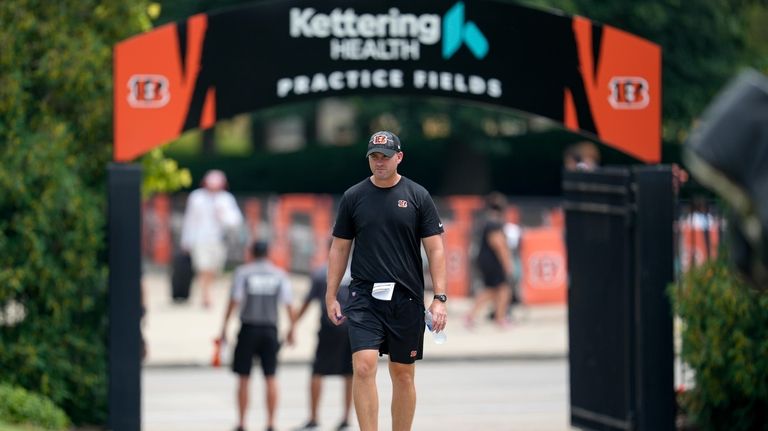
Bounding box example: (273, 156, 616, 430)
(325, 130, 448, 431)
(219, 240, 295, 431)
(465, 192, 515, 328)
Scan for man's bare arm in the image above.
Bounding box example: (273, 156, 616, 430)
(422, 234, 447, 332)
(326, 236, 352, 325)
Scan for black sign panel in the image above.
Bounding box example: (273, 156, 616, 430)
(115, 0, 660, 162)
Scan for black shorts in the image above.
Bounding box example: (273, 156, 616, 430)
(477, 259, 506, 288)
(232, 324, 279, 376)
(312, 324, 353, 376)
(344, 282, 425, 364)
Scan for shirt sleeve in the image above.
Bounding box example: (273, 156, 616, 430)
(418, 191, 444, 238)
(332, 192, 355, 239)
(231, 268, 245, 302)
(279, 273, 293, 305)
(218, 192, 243, 228)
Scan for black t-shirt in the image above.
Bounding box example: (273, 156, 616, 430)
(332, 176, 444, 301)
(477, 218, 505, 271)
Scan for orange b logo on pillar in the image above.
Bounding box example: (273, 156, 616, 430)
(608, 76, 649, 109)
(127, 74, 170, 108)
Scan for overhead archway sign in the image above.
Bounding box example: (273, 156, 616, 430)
(114, 0, 661, 163)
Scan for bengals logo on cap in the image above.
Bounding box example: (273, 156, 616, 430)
(372, 133, 389, 145)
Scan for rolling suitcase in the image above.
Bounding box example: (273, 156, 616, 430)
(171, 252, 194, 302)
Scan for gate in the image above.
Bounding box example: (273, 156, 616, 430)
(564, 166, 675, 431)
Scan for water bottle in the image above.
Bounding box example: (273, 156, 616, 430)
(424, 310, 447, 344)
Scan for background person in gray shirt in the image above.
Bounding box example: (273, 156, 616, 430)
(219, 240, 295, 431)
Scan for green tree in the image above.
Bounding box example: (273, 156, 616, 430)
(0, 1, 151, 424)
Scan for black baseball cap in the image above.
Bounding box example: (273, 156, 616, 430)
(365, 131, 402, 158)
(251, 240, 269, 257)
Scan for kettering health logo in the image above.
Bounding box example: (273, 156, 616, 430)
(289, 2, 488, 61)
(442, 2, 488, 59)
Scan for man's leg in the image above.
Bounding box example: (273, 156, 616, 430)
(237, 375, 250, 429)
(388, 361, 416, 431)
(265, 375, 278, 430)
(494, 283, 512, 326)
(199, 270, 215, 308)
(342, 375, 353, 424)
(465, 288, 494, 326)
(309, 374, 322, 423)
(352, 350, 380, 431)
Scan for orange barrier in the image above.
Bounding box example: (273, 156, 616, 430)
(143, 194, 172, 264)
(271, 194, 333, 272)
(443, 196, 485, 297)
(520, 227, 567, 304)
(144, 194, 571, 301)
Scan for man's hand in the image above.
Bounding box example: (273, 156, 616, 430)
(286, 323, 297, 346)
(326, 298, 346, 326)
(218, 321, 228, 344)
(427, 300, 447, 333)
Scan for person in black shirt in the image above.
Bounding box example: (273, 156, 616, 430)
(325, 131, 447, 431)
(290, 262, 354, 431)
(465, 192, 514, 329)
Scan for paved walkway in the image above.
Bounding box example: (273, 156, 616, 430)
(141, 269, 573, 430)
(144, 359, 573, 431)
(142, 270, 568, 368)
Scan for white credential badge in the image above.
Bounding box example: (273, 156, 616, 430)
(372, 282, 395, 301)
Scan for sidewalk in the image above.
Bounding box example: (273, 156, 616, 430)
(142, 269, 568, 368)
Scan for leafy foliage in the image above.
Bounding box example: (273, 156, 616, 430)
(671, 258, 768, 430)
(0, 0, 151, 424)
(141, 149, 193, 199)
(0, 130, 110, 425)
(0, 384, 70, 431)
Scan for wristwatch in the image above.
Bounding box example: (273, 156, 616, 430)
(433, 294, 448, 303)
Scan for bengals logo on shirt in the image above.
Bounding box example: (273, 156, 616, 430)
(398, 200, 408, 208)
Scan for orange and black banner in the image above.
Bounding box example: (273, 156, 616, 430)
(115, 0, 660, 162)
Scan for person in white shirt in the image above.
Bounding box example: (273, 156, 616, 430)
(180, 169, 243, 308)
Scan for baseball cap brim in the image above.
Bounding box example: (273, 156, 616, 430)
(365, 148, 398, 158)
